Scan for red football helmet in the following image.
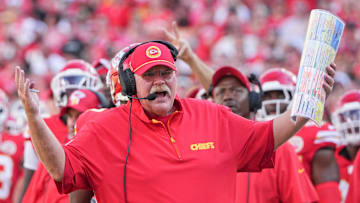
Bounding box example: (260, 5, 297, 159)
(50, 59, 103, 107)
(107, 43, 140, 106)
(92, 58, 111, 76)
(256, 68, 296, 120)
(332, 90, 360, 146)
(0, 89, 9, 131)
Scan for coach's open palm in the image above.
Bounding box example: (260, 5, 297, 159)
(15, 66, 40, 116)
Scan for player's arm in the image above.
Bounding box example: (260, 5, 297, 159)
(17, 134, 39, 202)
(69, 190, 94, 203)
(164, 21, 214, 90)
(15, 67, 65, 182)
(16, 168, 35, 203)
(312, 147, 341, 203)
(273, 64, 336, 150)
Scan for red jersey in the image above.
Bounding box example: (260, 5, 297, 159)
(335, 146, 355, 202)
(0, 132, 24, 203)
(236, 142, 318, 203)
(288, 122, 340, 181)
(56, 98, 275, 203)
(346, 150, 360, 203)
(22, 114, 69, 203)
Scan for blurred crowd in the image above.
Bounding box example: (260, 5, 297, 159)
(1, 0, 360, 105)
(0, 0, 359, 202)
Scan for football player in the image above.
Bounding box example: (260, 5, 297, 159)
(257, 68, 341, 203)
(236, 68, 318, 203)
(0, 90, 25, 203)
(332, 90, 360, 202)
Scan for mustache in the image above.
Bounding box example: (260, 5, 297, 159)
(150, 85, 171, 95)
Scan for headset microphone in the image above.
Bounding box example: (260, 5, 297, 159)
(128, 93, 157, 101)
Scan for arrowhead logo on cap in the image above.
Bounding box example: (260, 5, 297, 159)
(70, 91, 86, 105)
(146, 46, 162, 58)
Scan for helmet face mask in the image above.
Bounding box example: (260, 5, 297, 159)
(0, 90, 9, 131)
(260, 89, 293, 120)
(332, 94, 360, 146)
(0, 103, 9, 131)
(8, 100, 27, 134)
(51, 60, 103, 107)
(256, 68, 296, 121)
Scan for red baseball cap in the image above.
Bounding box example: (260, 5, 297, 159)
(211, 66, 250, 91)
(60, 89, 101, 116)
(128, 42, 177, 75)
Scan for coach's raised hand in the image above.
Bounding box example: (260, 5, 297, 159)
(14, 66, 65, 181)
(15, 66, 40, 116)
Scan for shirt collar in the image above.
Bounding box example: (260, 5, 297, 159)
(126, 95, 183, 123)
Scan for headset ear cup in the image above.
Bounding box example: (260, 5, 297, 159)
(119, 69, 136, 96)
(208, 85, 214, 97)
(125, 69, 137, 96)
(249, 91, 262, 113)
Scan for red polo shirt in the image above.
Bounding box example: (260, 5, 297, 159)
(56, 98, 275, 202)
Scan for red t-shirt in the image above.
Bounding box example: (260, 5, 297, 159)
(22, 114, 69, 203)
(56, 98, 275, 203)
(346, 150, 360, 203)
(336, 146, 356, 203)
(0, 132, 24, 203)
(236, 142, 318, 203)
(288, 122, 339, 181)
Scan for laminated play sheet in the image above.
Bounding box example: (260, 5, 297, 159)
(291, 9, 345, 125)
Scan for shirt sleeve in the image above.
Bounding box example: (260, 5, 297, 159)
(54, 122, 97, 194)
(23, 141, 39, 170)
(221, 108, 275, 172)
(277, 143, 319, 203)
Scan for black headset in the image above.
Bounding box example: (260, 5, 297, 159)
(208, 73, 263, 113)
(247, 73, 263, 112)
(118, 40, 179, 97)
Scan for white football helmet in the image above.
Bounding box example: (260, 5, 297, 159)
(332, 90, 360, 146)
(256, 68, 296, 121)
(0, 90, 9, 131)
(50, 59, 103, 107)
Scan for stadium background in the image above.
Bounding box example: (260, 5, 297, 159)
(0, 0, 358, 116)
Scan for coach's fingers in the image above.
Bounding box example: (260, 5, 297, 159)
(323, 81, 332, 99)
(326, 64, 336, 78)
(324, 73, 335, 88)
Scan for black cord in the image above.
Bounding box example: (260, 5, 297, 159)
(124, 98, 133, 203)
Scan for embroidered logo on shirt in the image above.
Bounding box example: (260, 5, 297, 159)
(298, 168, 305, 174)
(190, 142, 215, 151)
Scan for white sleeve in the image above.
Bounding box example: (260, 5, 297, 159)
(22, 126, 39, 170)
(23, 141, 39, 170)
